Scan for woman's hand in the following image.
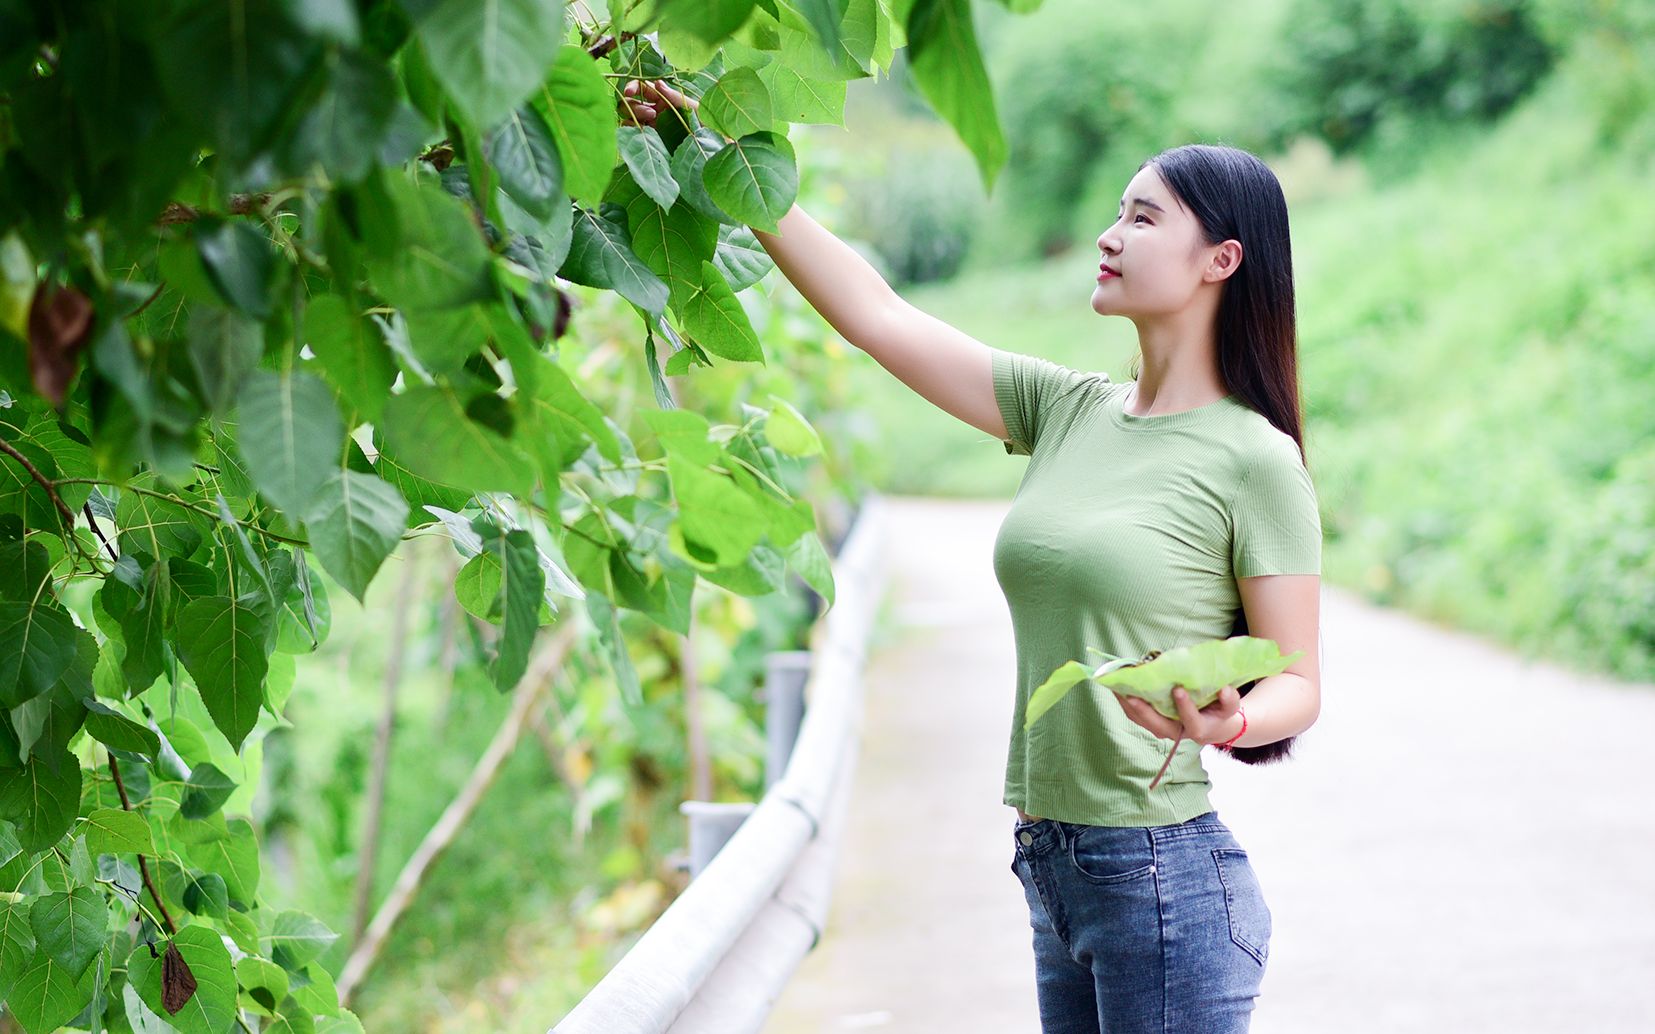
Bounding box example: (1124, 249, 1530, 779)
(619, 78, 697, 129)
(1114, 685, 1242, 746)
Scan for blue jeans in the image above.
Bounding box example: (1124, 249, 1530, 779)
(1010, 810, 1270, 1033)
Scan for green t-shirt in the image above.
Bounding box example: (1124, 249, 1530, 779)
(990, 347, 1322, 827)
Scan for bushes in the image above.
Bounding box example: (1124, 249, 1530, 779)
(1267, 0, 1557, 156)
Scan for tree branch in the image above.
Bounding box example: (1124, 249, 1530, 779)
(336, 619, 583, 1005)
(0, 433, 77, 530)
(108, 754, 177, 935)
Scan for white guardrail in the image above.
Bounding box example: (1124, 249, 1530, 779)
(551, 493, 890, 1034)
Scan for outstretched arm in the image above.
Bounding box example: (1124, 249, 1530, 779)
(622, 78, 1008, 442)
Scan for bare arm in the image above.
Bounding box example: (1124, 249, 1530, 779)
(754, 204, 1007, 441)
(619, 79, 1008, 440)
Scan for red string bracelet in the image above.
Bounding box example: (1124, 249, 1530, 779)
(1214, 706, 1247, 750)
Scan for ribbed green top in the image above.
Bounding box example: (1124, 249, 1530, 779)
(990, 347, 1321, 827)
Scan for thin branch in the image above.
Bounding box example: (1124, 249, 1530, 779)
(0, 434, 77, 529)
(108, 753, 177, 935)
(56, 479, 313, 548)
(83, 501, 118, 563)
(336, 619, 582, 1005)
(350, 551, 422, 945)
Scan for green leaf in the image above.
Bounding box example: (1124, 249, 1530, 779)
(515, 355, 622, 474)
(0, 439, 62, 530)
(413, 0, 564, 131)
(701, 67, 774, 138)
(702, 132, 798, 233)
(628, 194, 719, 312)
(362, 172, 495, 311)
(1085, 636, 1306, 720)
(0, 747, 80, 852)
(236, 954, 289, 1013)
(6, 944, 101, 1034)
(669, 128, 740, 226)
(482, 527, 543, 691)
(766, 396, 823, 456)
(79, 807, 155, 856)
(185, 817, 260, 907)
(304, 470, 408, 603)
(712, 224, 775, 290)
(0, 540, 54, 610)
(115, 480, 205, 560)
(616, 126, 679, 209)
(666, 454, 767, 565)
(265, 910, 338, 973)
(128, 925, 237, 1034)
(170, 868, 229, 919)
(237, 370, 345, 519)
(30, 887, 106, 979)
(175, 598, 269, 751)
(179, 762, 238, 821)
(281, 46, 398, 184)
(303, 295, 396, 422)
(904, 0, 1007, 190)
(82, 699, 161, 759)
(197, 220, 276, 319)
(793, 0, 851, 59)
(785, 530, 835, 605)
(185, 306, 263, 415)
(0, 899, 35, 1002)
(486, 105, 564, 219)
(758, 59, 848, 124)
(682, 261, 763, 362)
(660, 0, 758, 44)
(533, 45, 617, 207)
(560, 206, 670, 315)
(0, 600, 80, 709)
(1023, 660, 1094, 731)
(379, 386, 535, 494)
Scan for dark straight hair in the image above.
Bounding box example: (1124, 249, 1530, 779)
(1142, 142, 1310, 767)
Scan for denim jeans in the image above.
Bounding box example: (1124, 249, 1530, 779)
(1010, 810, 1270, 1033)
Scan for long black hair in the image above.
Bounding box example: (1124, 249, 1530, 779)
(1142, 143, 1311, 766)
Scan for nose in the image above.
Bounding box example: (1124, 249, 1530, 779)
(1098, 221, 1121, 256)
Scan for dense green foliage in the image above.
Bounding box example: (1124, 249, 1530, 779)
(0, 0, 1026, 1030)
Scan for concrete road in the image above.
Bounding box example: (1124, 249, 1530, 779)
(763, 496, 1655, 1034)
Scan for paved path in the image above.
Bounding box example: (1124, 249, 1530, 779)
(764, 496, 1655, 1034)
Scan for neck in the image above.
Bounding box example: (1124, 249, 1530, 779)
(1125, 303, 1226, 415)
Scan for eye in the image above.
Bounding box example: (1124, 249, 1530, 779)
(1134, 214, 1150, 224)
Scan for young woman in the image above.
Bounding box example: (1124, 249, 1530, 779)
(623, 80, 1323, 1034)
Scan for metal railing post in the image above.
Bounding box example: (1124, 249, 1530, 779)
(761, 650, 812, 791)
(678, 801, 758, 881)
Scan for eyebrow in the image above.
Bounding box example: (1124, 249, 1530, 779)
(1118, 197, 1167, 214)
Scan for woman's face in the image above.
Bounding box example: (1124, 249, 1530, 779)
(1091, 164, 1234, 320)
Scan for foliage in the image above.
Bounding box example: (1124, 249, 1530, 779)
(1265, 0, 1556, 157)
(0, 0, 1025, 1030)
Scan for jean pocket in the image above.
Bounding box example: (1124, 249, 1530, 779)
(1068, 827, 1157, 885)
(1213, 848, 1271, 966)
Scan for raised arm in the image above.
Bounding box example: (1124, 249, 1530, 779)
(752, 205, 1007, 442)
(619, 78, 1008, 442)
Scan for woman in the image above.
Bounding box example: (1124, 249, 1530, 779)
(624, 80, 1322, 1034)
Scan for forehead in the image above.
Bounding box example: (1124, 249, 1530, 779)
(1119, 166, 1178, 210)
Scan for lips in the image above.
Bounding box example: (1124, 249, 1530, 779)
(1098, 263, 1120, 278)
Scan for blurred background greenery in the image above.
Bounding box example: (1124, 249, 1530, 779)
(266, 0, 1652, 1028)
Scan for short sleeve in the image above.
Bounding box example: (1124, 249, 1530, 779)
(990, 348, 1099, 456)
(1230, 442, 1322, 577)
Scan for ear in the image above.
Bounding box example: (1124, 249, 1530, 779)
(1203, 239, 1243, 283)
